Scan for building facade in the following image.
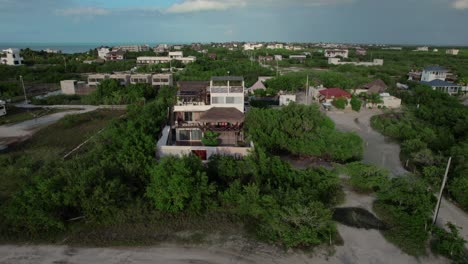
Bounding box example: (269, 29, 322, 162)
(324, 49, 349, 58)
(421, 66, 449, 82)
(1, 48, 23, 66)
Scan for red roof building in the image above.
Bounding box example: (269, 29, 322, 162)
(319, 88, 351, 100)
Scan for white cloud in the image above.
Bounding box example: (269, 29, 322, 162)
(165, 0, 351, 13)
(56, 7, 111, 16)
(166, 0, 246, 13)
(452, 0, 468, 9)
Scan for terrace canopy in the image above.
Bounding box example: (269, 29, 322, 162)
(199, 107, 244, 123)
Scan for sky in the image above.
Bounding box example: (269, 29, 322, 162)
(0, 0, 468, 45)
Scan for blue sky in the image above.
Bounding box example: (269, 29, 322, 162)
(0, 0, 467, 45)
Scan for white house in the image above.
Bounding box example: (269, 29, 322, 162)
(279, 94, 296, 106)
(324, 49, 349, 58)
(243, 43, 263, 51)
(130, 74, 152, 85)
(420, 79, 464, 95)
(1, 48, 23, 66)
(97, 47, 111, 59)
(421, 66, 449, 82)
(446, 49, 459, 55)
(152, 73, 173, 88)
(415, 46, 429, 52)
(169, 51, 183, 59)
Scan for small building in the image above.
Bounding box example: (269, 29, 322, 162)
(419, 79, 464, 95)
(60, 80, 94, 95)
(106, 49, 125, 61)
(130, 74, 152, 85)
(360, 79, 388, 95)
(115, 45, 149, 52)
(421, 66, 449, 82)
(356, 48, 367, 56)
(43, 48, 62, 54)
(289, 55, 307, 62)
(258, 55, 274, 63)
(378, 93, 401, 109)
(248, 76, 273, 93)
(415, 46, 429, 52)
(446, 49, 459, 55)
(97, 46, 111, 59)
(324, 49, 349, 58)
(169, 51, 183, 59)
(279, 94, 296, 106)
(274, 55, 283, 61)
(1, 48, 23, 66)
(152, 73, 173, 88)
(318, 88, 351, 103)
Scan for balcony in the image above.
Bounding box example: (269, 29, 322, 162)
(211, 86, 244, 94)
(176, 100, 206, 106)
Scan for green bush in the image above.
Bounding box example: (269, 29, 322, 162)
(332, 97, 348, 109)
(201, 130, 220, 146)
(346, 162, 389, 192)
(431, 223, 467, 262)
(350, 96, 362, 112)
(449, 177, 468, 211)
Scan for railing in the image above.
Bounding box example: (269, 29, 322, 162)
(176, 121, 201, 128)
(211, 86, 244, 93)
(176, 101, 206, 106)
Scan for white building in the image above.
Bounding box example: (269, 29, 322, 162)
(415, 46, 429, 52)
(115, 45, 149, 52)
(97, 47, 111, 59)
(1, 48, 23, 66)
(243, 43, 263, 51)
(421, 66, 448, 82)
(328, 58, 384, 66)
(152, 73, 173, 87)
(43, 48, 62, 54)
(60, 80, 90, 95)
(279, 94, 296, 106)
(137, 55, 196, 65)
(267, 43, 284, 49)
(210, 76, 245, 112)
(109, 74, 131, 86)
(88, 74, 109, 87)
(130, 74, 152, 85)
(324, 49, 349, 58)
(446, 49, 459, 55)
(169, 51, 183, 59)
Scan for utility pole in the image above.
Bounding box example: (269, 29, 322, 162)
(432, 157, 452, 225)
(306, 75, 309, 105)
(20, 75, 28, 104)
(276, 60, 279, 77)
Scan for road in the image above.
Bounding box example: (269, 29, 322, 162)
(327, 109, 468, 241)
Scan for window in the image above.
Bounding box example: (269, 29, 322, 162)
(184, 112, 193, 121)
(212, 96, 224, 104)
(191, 130, 202, 140)
(226, 97, 243, 104)
(179, 130, 190, 141)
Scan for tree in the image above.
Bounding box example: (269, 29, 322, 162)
(202, 130, 220, 146)
(431, 223, 467, 261)
(146, 155, 215, 213)
(350, 95, 362, 112)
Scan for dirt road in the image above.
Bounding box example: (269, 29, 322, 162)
(327, 109, 468, 241)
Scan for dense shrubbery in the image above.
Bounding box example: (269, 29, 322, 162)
(374, 177, 436, 256)
(345, 162, 389, 192)
(371, 85, 468, 210)
(245, 103, 363, 162)
(350, 96, 362, 111)
(431, 223, 467, 262)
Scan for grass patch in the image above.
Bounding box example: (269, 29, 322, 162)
(0, 109, 124, 204)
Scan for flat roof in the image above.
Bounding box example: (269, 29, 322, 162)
(211, 76, 244, 81)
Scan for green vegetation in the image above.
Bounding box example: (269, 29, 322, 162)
(332, 97, 348, 109)
(350, 96, 362, 112)
(245, 103, 363, 162)
(431, 223, 468, 263)
(374, 177, 436, 256)
(371, 85, 468, 210)
(201, 130, 220, 146)
(345, 162, 389, 193)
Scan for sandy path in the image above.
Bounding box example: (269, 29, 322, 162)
(327, 109, 468, 241)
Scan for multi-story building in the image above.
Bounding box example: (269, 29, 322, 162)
(130, 74, 152, 85)
(157, 76, 251, 160)
(1, 48, 23, 66)
(115, 45, 149, 52)
(421, 66, 449, 82)
(169, 51, 183, 59)
(109, 74, 131, 86)
(152, 73, 173, 88)
(324, 49, 349, 58)
(106, 49, 125, 61)
(136, 55, 196, 65)
(88, 74, 109, 87)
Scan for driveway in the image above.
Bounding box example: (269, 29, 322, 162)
(327, 109, 468, 241)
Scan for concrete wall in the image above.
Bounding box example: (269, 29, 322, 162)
(60, 80, 77, 95)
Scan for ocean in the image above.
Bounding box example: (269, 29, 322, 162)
(0, 42, 181, 54)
